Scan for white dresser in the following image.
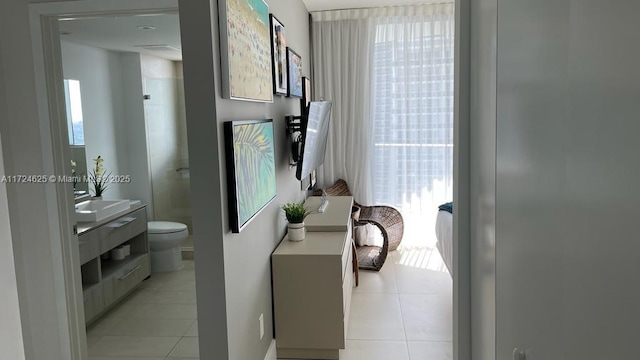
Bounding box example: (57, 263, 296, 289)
(272, 196, 354, 360)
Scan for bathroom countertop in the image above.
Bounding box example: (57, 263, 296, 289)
(74, 193, 91, 204)
(77, 202, 146, 236)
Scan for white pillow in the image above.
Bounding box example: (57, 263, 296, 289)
(354, 224, 384, 247)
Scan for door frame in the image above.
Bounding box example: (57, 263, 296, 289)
(28, 1, 180, 359)
(454, 0, 471, 359)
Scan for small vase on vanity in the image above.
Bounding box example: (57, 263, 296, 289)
(283, 201, 310, 242)
(287, 222, 306, 241)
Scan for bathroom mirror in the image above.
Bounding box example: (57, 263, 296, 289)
(64, 79, 89, 194)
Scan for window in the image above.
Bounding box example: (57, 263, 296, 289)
(371, 17, 454, 247)
(64, 79, 85, 146)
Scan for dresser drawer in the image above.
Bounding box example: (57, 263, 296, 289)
(79, 208, 147, 261)
(79, 231, 100, 265)
(342, 254, 353, 332)
(99, 208, 147, 254)
(103, 254, 150, 305)
(341, 228, 352, 282)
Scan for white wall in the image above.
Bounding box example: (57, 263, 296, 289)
(178, 1, 229, 358)
(175, 62, 189, 165)
(120, 52, 154, 213)
(69, 146, 88, 193)
(215, 2, 311, 359)
(174, 62, 191, 228)
(181, 0, 311, 359)
(61, 42, 159, 209)
(60, 41, 130, 199)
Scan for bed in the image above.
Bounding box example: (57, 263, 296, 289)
(435, 204, 453, 277)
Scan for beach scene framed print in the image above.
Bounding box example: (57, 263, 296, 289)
(219, 0, 274, 102)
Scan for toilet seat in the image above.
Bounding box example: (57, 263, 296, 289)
(148, 221, 188, 234)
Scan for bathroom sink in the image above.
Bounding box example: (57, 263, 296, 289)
(75, 199, 131, 222)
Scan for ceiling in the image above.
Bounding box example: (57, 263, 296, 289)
(57, 1, 447, 60)
(301, 0, 445, 12)
(58, 13, 182, 61)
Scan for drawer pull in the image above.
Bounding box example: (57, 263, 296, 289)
(119, 265, 141, 280)
(107, 217, 137, 228)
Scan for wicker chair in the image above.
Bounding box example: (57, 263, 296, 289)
(314, 179, 404, 271)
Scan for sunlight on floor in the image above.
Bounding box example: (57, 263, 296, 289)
(396, 247, 449, 273)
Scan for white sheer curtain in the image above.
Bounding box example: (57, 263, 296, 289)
(311, 9, 376, 204)
(312, 4, 455, 248)
(371, 4, 455, 248)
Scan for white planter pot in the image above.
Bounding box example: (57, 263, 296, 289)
(288, 222, 306, 241)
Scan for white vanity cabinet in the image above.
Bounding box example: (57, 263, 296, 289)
(78, 205, 150, 325)
(272, 196, 354, 360)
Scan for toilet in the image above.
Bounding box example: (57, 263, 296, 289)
(147, 221, 188, 273)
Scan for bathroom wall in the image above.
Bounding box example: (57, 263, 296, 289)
(120, 52, 154, 213)
(61, 41, 162, 211)
(175, 62, 189, 179)
(60, 41, 130, 199)
(69, 145, 88, 193)
(141, 54, 192, 230)
(174, 62, 191, 230)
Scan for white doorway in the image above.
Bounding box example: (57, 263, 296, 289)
(27, 1, 229, 359)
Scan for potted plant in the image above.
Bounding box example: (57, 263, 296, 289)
(89, 155, 110, 199)
(282, 201, 310, 241)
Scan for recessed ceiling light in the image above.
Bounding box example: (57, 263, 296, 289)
(137, 25, 156, 30)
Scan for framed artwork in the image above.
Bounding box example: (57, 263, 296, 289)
(218, 0, 273, 102)
(224, 119, 277, 233)
(269, 14, 287, 96)
(286, 47, 303, 98)
(302, 76, 311, 107)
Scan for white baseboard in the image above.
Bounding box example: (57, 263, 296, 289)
(264, 339, 276, 360)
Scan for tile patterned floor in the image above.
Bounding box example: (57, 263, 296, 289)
(87, 247, 451, 360)
(334, 247, 453, 360)
(87, 260, 199, 360)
